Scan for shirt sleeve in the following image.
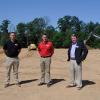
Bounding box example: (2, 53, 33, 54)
(81, 42, 88, 60)
(18, 43, 22, 50)
(3, 42, 8, 55)
(37, 43, 41, 54)
(3, 42, 7, 50)
(50, 42, 54, 56)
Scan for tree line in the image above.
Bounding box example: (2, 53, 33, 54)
(0, 15, 100, 48)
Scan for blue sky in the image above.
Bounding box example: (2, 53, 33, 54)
(0, 0, 100, 27)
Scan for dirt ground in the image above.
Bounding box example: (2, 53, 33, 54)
(0, 48, 100, 100)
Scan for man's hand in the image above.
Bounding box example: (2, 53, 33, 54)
(67, 59, 70, 61)
(76, 60, 82, 65)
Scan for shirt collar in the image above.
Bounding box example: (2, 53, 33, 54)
(72, 42, 77, 45)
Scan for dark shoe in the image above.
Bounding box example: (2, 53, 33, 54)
(66, 84, 76, 88)
(4, 83, 10, 88)
(16, 83, 21, 87)
(38, 82, 45, 86)
(47, 82, 51, 87)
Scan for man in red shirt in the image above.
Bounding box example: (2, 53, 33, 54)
(38, 34, 54, 87)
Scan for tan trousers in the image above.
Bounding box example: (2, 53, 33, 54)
(69, 60, 82, 87)
(5, 57, 19, 84)
(40, 57, 51, 83)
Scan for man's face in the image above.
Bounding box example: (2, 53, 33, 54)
(42, 35, 48, 42)
(10, 33, 16, 41)
(71, 36, 77, 44)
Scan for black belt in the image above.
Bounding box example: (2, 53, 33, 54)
(41, 56, 51, 58)
(70, 58, 76, 60)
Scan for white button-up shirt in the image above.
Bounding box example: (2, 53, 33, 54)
(70, 43, 77, 58)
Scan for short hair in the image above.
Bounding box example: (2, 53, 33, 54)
(42, 33, 47, 36)
(9, 32, 16, 35)
(71, 34, 77, 38)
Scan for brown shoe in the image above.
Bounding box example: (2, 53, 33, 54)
(66, 84, 76, 88)
(4, 83, 10, 88)
(47, 82, 52, 88)
(38, 82, 45, 86)
(16, 83, 21, 87)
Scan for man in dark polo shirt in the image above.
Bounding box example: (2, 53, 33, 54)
(3, 32, 21, 88)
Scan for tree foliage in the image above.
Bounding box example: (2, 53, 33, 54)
(0, 19, 10, 45)
(0, 16, 100, 48)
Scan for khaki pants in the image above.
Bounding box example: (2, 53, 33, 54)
(69, 60, 82, 87)
(5, 57, 19, 84)
(40, 57, 51, 83)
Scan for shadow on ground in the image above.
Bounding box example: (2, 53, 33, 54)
(82, 80, 96, 88)
(51, 79, 65, 85)
(20, 79, 38, 85)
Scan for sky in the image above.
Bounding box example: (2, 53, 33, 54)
(0, 0, 100, 28)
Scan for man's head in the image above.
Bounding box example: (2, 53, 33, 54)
(42, 34, 48, 42)
(71, 34, 77, 44)
(9, 32, 16, 41)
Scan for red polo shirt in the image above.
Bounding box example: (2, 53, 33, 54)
(38, 41, 54, 57)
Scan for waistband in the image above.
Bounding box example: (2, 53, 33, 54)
(41, 56, 51, 58)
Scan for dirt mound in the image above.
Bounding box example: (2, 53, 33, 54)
(0, 49, 100, 100)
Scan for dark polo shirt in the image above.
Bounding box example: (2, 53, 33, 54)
(3, 40, 21, 58)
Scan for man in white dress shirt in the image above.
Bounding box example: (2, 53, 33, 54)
(67, 34, 88, 90)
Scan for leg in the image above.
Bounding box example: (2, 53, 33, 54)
(5, 57, 13, 84)
(75, 61, 82, 88)
(68, 60, 76, 86)
(13, 58, 19, 84)
(40, 58, 45, 83)
(45, 57, 51, 84)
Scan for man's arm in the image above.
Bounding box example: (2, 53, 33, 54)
(3, 43, 8, 55)
(67, 44, 71, 61)
(67, 48, 70, 61)
(37, 43, 41, 55)
(51, 42, 54, 56)
(81, 42, 88, 61)
(18, 43, 22, 54)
